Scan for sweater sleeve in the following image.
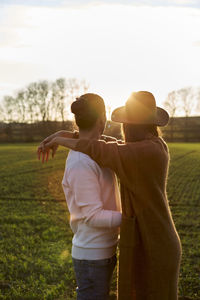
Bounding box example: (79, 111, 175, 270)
(75, 139, 129, 178)
(67, 159, 122, 228)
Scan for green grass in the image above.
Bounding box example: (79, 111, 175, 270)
(0, 143, 200, 299)
(167, 144, 200, 299)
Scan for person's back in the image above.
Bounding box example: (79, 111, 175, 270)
(62, 150, 121, 260)
(62, 93, 122, 300)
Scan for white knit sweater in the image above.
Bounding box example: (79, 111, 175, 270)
(62, 150, 122, 260)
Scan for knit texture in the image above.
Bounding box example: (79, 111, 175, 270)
(75, 137, 182, 300)
(62, 150, 122, 260)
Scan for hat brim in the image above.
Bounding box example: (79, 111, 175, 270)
(111, 106, 169, 127)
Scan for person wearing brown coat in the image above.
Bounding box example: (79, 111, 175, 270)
(40, 91, 182, 300)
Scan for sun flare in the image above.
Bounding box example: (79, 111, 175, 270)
(0, 2, 200, 116)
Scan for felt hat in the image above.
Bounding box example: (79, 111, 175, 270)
(111, 91, 169, 126)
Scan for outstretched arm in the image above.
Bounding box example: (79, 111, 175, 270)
(37, 131, 78, 161)
(74, 139, 126, 176)
(37, 129, 123, 162)
(38, 137, 78, 161)
(40, 137, 127, 178)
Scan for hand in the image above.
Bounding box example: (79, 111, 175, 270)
(37, 130, 76, 162)
(37, 145, 49, 163)
(37, 137, 58, 163)
(44, 137, 59, 151)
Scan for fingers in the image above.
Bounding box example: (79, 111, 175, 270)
(37, 140, 55, 163)
(38, 148, 49, 163)
(37, 147, 42, 160)
(46, 150, 49, 162)
(42, 151, 45, 163)
(37, 145, 46, 161)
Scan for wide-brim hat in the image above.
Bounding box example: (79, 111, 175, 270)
(111, 91, 169, 127)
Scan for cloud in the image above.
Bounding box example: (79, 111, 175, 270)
(0, 0, 200, 8)
(193, 40, 200, 46)
(0, 0, 62, 7)
(0, 2, 200, 108)
(0, 27, 30, 48)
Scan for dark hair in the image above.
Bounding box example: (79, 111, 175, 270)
(71, 93, 106, 130)
(122, 123, 162, 143)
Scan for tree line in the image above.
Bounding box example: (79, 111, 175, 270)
(163, 86, 200, 118)
(0, 78, 89, 123)
(163, 86, 200, 141)
(0, 82, 200, 124)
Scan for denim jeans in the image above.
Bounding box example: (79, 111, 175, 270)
(72, 255, 117, 300)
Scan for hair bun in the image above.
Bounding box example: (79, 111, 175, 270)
(71, 93, 105, 130)
(71, 98, 86, 115)
(71, 93, 105, 118)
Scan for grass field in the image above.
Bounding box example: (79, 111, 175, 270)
(0, 143, 200, 300)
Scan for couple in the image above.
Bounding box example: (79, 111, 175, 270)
(38, 91, 182, 300)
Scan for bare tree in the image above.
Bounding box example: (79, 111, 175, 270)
(0, 104, 4, 121)
(163, 91, 180, 141)
(16, 90, 27, 123)
(26, 81, 50, 122)
(177, 87, 194, 142)
(1, 77, 89, 124)
(51, 78, 67, 123)
(163, 91, 179, 118)
(2, 96, 17, 122)
(26, 82, 39, 123)
(51, 78, 89, 123)
(36, 81, 50, 122)
(195, 87, 200, 114)
(65, 78, 89, 116)
(177, 87, 194, 117)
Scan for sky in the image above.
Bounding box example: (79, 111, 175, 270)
(0, 0, 200, 113)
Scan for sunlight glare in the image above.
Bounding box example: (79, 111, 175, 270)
(0, 3, 200, 113)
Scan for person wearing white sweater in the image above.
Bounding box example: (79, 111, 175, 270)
(44, 93, 122, 300)
(62, 150, 122, 261)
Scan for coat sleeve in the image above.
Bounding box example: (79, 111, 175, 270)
(75, 139, 134, 180)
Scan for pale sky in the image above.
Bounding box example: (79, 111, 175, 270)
(0, 0, 200, 112)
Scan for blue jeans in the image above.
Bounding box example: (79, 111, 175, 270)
(72, 255, 117, 300)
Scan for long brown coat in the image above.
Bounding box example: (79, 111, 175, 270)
(75, 137, 182, 300)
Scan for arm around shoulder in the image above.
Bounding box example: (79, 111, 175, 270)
(75, 139, 125, 176)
